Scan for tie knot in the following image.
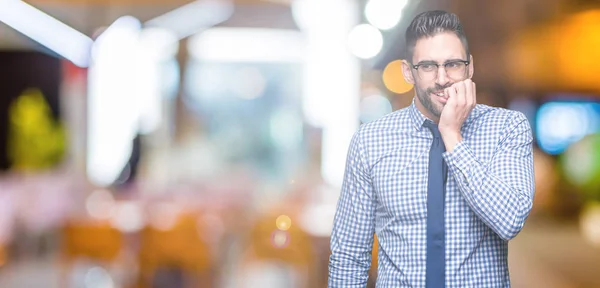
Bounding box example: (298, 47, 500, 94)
(423, 120, 441, 138)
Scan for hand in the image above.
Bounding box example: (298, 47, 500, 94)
(438, 79, 476, 151)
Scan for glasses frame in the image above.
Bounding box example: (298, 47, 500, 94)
(411, 60, 470, 81)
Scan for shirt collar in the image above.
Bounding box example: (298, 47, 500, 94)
(408, 98, 429, 131)
(408, 97, 481, 131)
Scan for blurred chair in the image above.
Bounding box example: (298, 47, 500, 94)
(237, 211, 315, 288)
(60, 220, 124, 287)
(136, 212, 214, 288)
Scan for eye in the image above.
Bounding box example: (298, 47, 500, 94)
(419, 64, 435, 71)
(445, 62, 459, 68)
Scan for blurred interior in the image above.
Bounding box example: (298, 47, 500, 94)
(0, 0, 600, 287)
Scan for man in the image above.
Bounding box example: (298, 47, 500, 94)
(328, 10, 535, 288)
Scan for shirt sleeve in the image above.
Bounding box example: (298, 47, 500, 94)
(442, 111, 535, 241)
(328, 130, 376, 287)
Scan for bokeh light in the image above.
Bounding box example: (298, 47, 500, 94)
(382, 59, 413, 94)
(85, 189, 115, 220)
(561, 133, 600, 196)
(536, 102, 600, 155)
(557, 10, 600, 90)
(148, 202, 180, 231)
(109, 201, 144, 233)
(276, 215, 292, 231)
(271, 230, 290, 249)
(347, 24, 383, 59)
(359, 94, 393, 123)
(580, 202, 600, 248)
(364, 0, 407, 30)
(84, 266, 115, 288)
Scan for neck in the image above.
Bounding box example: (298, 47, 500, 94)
(414, 96, 439, 123)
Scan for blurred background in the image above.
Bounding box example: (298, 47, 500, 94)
(0, 0, 599, 287)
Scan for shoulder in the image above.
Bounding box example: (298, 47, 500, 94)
(355, 107, 412, 139)
(470, 104, 530, 130)
(348, 107, 413, 165)
(468, 105, 532, 145)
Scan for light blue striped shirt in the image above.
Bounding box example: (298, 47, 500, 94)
(329, 99, 535, 287)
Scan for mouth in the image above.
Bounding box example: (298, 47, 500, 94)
(430, 91, 448, 104)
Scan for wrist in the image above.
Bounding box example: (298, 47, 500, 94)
(439, 129, 462, 152)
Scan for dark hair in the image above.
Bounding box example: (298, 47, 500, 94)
(404, 10, 469, 62)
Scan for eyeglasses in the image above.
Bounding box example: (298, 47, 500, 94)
(411, 60, 470, 81)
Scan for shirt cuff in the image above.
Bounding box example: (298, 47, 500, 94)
(442, 141, 480, 184)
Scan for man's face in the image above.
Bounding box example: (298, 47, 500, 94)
(403, 32, 473, 120)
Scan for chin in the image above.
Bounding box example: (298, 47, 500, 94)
(433, 103, 444, 114)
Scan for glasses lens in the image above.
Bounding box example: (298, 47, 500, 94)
(446, 62, 467, 80)
(418, 68, 436, 81)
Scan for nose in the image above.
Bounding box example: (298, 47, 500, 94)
(435, 66, 450, 86)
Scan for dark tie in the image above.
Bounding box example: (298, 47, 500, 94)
(423, 120, 447, 288)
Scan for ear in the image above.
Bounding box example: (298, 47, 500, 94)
(401, 59, 416, 85)
(468, 54, 474, 79)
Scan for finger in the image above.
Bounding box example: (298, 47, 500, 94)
(445, 86, 457, 106)
(453, 81, 466, 107)
(464, 79, 475, 108)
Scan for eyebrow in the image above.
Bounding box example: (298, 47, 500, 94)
(416, 58, 466, 65)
